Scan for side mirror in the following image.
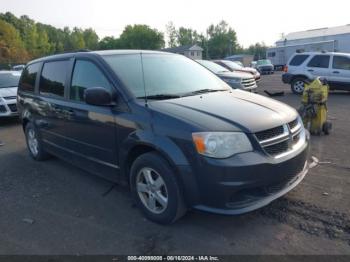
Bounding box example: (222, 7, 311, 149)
(84, 87, 115, 106)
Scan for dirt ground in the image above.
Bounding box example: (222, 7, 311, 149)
(0, 72, 349, 255)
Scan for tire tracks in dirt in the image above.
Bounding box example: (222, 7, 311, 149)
(259, 198, 350, 245)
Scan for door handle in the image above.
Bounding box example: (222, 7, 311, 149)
(307, 69, 314, 72)
(333, 71, 340, 74)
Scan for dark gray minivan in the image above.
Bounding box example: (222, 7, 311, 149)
(17, 50, 310, 224)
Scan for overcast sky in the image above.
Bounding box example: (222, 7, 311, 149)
(1, 0, 349, 47)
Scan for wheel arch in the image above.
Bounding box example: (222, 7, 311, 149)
(291, 74, 308, 82)
(121, 140, 189, 184)
(20, 104, 35, 131)
(119, 133, 198, 206)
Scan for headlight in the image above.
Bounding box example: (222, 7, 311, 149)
(192, 132, 253, 158)
(223, 78, 240, 84)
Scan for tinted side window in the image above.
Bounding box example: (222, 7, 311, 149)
(332, 56, 350, 70)
(307, 55, 330, 68)
(39, 61, 69, 98)
(19, 63, 40, 92)
(70, 60, 112, 102)
(103, 54, 144, 97)
(289, 55, 309, 66)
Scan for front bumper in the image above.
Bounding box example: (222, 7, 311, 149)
(258, 67, 274, 74)
(185, 139, 310, 215)
(282, 73, 293, 84)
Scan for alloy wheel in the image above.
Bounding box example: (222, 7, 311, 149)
(27, 128, 39, 156)
(293, 80, 305, 93)
(136, 167, 168, 214)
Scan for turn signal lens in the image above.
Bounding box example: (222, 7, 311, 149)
(192, 134, 206, 154)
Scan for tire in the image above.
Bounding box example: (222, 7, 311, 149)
(323, 121, 332, 135)
(130, 152, 187, 224)
(25, 122, 50, 161)
(291, 77, 306, 94)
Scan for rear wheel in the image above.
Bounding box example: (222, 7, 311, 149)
(130, 152, 186, 224)
(25, 122, 50, 161)
(291, 77, 306, 94)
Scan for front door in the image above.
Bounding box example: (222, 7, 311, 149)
(61, 59, 119, 179)
(305, 54, 331, 79)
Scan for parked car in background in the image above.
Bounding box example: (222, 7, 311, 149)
(17, 50, 309, 224)
(213, 60, 261, 82)
(232, 61, 244, 67)
(282, 52, 350, 94)
(12, 64, 25, 71)
(197, 60, 257, 92)
(0, 71, 21, 117)
(250, 61, 257, 69)
(224, 54, 254, 68)
(256, 59, 274, 74)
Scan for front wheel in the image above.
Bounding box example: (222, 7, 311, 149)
(130, 152, 187, 224)
(291, 78, 306, 94)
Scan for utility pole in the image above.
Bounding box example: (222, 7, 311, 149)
(206, 32, 209, 59)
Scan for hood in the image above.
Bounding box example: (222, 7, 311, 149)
(242, 67, 258, 74)
(232, 67, 257, 77)
(0, 87, 17, 98)
(149, 90, 297, 133)
(217, 71, 253, 79)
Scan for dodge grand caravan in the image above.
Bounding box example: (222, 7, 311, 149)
(17, 50, 310, 224)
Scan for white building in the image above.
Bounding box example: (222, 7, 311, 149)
(162, 44, 203, 60)
(267, 24, 350, 67)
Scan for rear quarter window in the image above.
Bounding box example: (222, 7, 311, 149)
(19, 63, 41, 92)
(332, 56, 350, 70)
(289, 55, 309, 66)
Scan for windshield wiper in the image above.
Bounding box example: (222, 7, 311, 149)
(137, 94, 182, 100)
(183, 88, 228, 96)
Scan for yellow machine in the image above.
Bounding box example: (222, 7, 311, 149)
(299, 77, 332, 135)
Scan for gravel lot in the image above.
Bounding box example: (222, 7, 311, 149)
(0, 72, 349, 255)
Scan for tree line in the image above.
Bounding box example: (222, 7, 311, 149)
(0, 12, 267, 65)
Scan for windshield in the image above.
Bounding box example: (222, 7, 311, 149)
(257, 59, 272, 65)
(103, 53, 230, 98)
(221, 60, 243, 70)
(197, 60, 230, 74)
(0, 72, 21, 88)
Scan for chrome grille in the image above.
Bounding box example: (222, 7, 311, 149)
(288, 118, 299, 130)
(264, 140, 289, 156)
(255, 117, 303, 157)
(3, 96, 17, 100)
(241, 77, 256, 88)
(255, 125, 284, 141)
